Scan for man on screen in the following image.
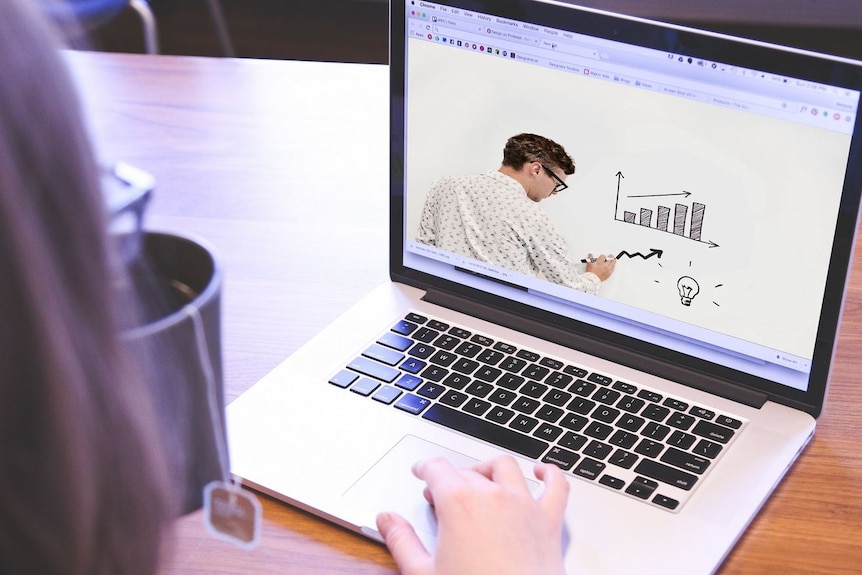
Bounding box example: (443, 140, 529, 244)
(417, 133, 616, 294)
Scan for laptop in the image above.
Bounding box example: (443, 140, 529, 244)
(226, 1, 862, 573)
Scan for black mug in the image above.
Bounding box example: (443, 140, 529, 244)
(123, 230, 227, 516)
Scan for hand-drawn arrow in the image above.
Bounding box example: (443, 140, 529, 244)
(626, 191, 692, 199)
(615, 248, 664, 260)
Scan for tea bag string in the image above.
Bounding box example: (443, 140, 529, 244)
(185, 301, 232, 486)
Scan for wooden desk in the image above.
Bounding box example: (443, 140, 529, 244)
(67, 51, 862, 575)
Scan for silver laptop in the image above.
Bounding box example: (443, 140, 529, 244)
(227, 1, 862, 572)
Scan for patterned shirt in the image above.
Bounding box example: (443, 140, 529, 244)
(417, 170, 601, 294)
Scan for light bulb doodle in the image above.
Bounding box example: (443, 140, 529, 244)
(677, 275, 700, 306)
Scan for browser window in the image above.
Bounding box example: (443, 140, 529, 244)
(401, 0, 860, 392)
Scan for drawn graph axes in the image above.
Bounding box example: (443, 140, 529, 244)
(613, 172, 719, 248)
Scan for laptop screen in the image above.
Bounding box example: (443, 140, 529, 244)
(391, 0, 862, 416)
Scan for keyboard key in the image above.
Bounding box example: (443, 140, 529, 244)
(637, 389, 663, 403)
(593, 405, 620, 424)
(593, 388, 621, 406)
(667, 411, 696, 430)
(486, 406, 515, 424)
(399, 357, 425, 374)
(420, 365, 448, 382)
(492, 341, 517, 354)
(692, 420, 735, 443)
(465, 380, 493, 397)
(690, 406, 715, 420)
(470, 334, 494, 347)
(434, 334, 461, 351)
(439, 390, 469, 408)
(634, 438, 664, 458)
(716, 415, 743, 429)
(329, 369, 358, 388)
(535, 405, 564, 423)
(539, 357, 564, 370)
(663, 398, 689, 412)
(454, 341, 483, 358)
(609, 429, 638, 449)
(474, 366, 502, 382)
(545, 371, 573, 389)
(587, 372, 613, 386)
(464, 398, 491, 416)
(377, 331, 413, 351)
(642, 422, 671, 441)
(563, 365, 588, 378)
(635, 459, 698, 491)
(512, 397, 540, 414)
(544, 389, 572, 407)
(449, 327, 471, 339)
(653, 494, 680, 510)
(574, 458, 605, 480)
(477, 349, 505, 365)
(542, 446, 580, 470)
(422, 404, 549, 459)
(429, 350, 457, 367)
(404, 313, 427, 324)
(626, 476, 658, 499)
(407, 343, 435, 359)
(392, 320, 418, 335)
(523, 364, 550, 380)
(516, 350, 540, 362)
(570, 379, 596, 396)
(583, 421, 613, 441)
(451, 358, 480, 375)
(427, 320, 449, 331)
(348, 356, 400, 383)
(600, 475, 626, 490)
(413, 327, 439, 343)
(617, 395, 645, 414)
(442, 373, 470, 390)
(499, 356, 528, 373)
(559, 431, 588, 451)
(661, 447, 711, 475)
(394, 374, 422, 391)
(533, 423, 563, 441)
(372, 385, 402, 405)
(608, 449, 638, 469)
(488, 388, 517, 406)
(521, 381, 548, 398)
(497, 373, 525, 390)
(693, 439, 723, 458)
(509, 414, 539, 433)
(612, 381, 638, 394)
(616, 414, 645, 432)
(417, 382, 445, 399)
(394, 393, 432, 415)
(567, 396, 595, 415)
(667, 430, 696, 450)
(584, 440, 613, 460)
(642, 403, 670, 422)
(560, 413, 589, 432)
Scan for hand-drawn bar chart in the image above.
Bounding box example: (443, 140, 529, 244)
(613, 172, 716, 247)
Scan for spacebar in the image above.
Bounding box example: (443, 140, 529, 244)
(422, 404, 549, 459)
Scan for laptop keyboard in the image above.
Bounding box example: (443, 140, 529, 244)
(329, 311, 746, 512)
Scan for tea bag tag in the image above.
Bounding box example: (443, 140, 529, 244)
(203, 479, 262, 549)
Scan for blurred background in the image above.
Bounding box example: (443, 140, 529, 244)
(85, 0, 861, 63)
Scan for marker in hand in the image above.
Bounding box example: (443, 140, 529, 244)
(581, 255, 615, 263)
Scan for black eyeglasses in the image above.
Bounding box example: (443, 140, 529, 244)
(541, 165, 568, 193)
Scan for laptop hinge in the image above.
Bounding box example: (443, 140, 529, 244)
(422, 289, 768, 410)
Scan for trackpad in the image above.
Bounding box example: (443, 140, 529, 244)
(342, 435, 538, 552)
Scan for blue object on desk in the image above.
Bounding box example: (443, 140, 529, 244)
(39, 0, 159, 53)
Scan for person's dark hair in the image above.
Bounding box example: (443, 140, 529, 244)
(501, 133, 576, 175)
(0, 1, 171, 574)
